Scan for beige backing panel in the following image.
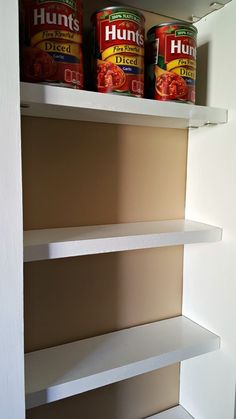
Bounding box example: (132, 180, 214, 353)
(24, 247, 183, 352)
(22, 117, 187, 229)
(22, 116, 187, 417)
(26, 365, 180, 419)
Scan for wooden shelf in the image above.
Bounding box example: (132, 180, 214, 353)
(24, 219, 222, 262)
(116, 0, 231, 22)
(20, 83, 227, 129)
(146, 405, 194, 418)
(25, 316, 219, 409)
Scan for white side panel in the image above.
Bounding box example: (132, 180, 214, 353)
(181, 2, 236, 419)
(0, 2, 25, 419)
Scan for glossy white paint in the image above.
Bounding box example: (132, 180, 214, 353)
(181, 2, 236, 419)
(20, 82, 227, 129)
(24, 219, 222, 262)
(147, 405, 194, 418)
(0, 2, 25, 419)
(25, 316, 219, 409)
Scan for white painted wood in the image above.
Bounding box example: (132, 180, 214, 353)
(146, 405, 194, 418)
(181, 2, 236, 419)
(25, 316, 219, 409)
(24, 219, 222, 262)
(20, 82, 227, 129)
(0, 2, 25, 419)
(116, 0, 231, 22)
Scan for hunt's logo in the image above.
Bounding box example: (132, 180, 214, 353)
(33, 8, 80, 32)
(104, 24, 144, 48)
(166, 35, 197, 62)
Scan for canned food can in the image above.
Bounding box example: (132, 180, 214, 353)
(147, 22, 197, 103)
(92, 7, 145, 97)
(20, 0, 84, 89)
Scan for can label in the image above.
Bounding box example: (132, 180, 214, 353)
(20, 0, 83, 89)
(92, 8, 145, 97)
(147, 24, 197, 103)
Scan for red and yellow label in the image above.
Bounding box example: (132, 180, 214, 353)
(20, 0, 83, 89)
(92, 8, 145, 97)
(147, 24, 197, 103)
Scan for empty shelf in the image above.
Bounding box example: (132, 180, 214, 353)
(25, 316, 220, 409)
(24, 219, 222, 262)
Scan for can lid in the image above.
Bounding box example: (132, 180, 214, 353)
(147, 21, 198, 38)
(91, 6, 145, 23)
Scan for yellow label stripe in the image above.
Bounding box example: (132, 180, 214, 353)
(102, 44, 144, 60)
(172, 67, 196, 80)
(167, 58, 196, 72)
(106, 54, 143, 68)
(36, 41, 81, 57)
(31, 31, 82, 47)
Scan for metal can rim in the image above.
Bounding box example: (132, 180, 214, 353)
(147, 21, 198, 38)
(91, 6, 145, 23)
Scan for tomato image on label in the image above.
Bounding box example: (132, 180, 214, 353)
(22, 47, 57, 81)
(98, 61, 126, 90)
(156, 72, 187, 99)
(147, 23, 197, 103)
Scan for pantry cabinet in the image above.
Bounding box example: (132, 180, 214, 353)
(0, 1, 235, 419)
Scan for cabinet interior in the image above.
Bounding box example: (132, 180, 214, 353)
(23, 117, 187, 418)
(23, 2, 188, 418)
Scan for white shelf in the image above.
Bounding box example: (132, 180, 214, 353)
(117, 0, 231, 22)
(20, 83, 227, 129)
(24, 219, 222, 262)
(147, 405, 194, 418)
(25, 316, 219, 409)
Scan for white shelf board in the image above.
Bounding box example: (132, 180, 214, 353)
(20, 82, 227, 129)
(24, 219, 222, 262)
(25, 316, 220, 409)
(116, 0, 231, 22)
(147, 405, 194, 419)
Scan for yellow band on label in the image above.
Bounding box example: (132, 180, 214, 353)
(167, 58, 196, 72)
(36, 40, 81, 57)
(31, 31, 82, 47)
(102, 44, 144, 60)
(172, 67, 196, 80)
(106, 54, 144, 68)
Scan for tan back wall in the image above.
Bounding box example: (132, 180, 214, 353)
(23, 116, 187, 418)
(22, 119, 187, 229)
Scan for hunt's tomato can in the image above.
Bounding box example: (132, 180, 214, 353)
(92, 7, 145, 97)
(20, 0, 84, 89)
(147, 23, 197, 103)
